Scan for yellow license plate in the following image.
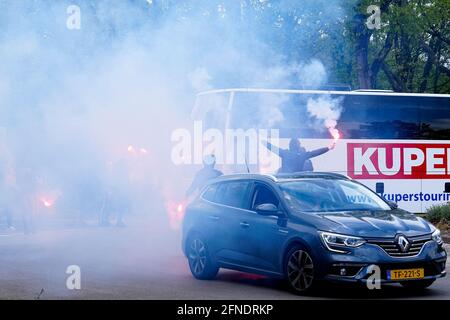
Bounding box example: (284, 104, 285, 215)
(387, 268, 424, 280)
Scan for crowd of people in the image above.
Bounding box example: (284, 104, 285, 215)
(0, 143, 134, 234)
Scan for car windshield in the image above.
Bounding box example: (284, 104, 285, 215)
(279, 179, 391, 212)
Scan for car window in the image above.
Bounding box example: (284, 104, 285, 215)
(252, 184, 279, 209)
(216, 181, 252, 209)
(338, 183, 376, 206)
(202, 183, 219, 202)
(280, 179, 390, 212)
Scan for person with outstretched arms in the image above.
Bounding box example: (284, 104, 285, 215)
(263, 138, 335, 173)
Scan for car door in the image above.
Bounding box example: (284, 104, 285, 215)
(194, 182, 226, 257)
(236, 182, 289, 273)
(211, 180, 254, 265)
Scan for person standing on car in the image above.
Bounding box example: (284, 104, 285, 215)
(186, 154, 223, 196)
(300, 147, 314, 172)
(262, 138, 335, 173)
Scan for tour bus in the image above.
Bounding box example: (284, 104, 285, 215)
(191, 88, 450, 213)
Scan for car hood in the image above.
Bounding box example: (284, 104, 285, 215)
(314, 209, 433, 238)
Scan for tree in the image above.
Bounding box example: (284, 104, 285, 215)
(117, 0, 450, 93)
(349, 0, 450, 92)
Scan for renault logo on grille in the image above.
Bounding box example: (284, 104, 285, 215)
(397, 235, 411, 253)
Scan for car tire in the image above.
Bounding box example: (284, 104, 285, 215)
(400, 279, 435, 290)
(186, 235, 219, 280)
(284, 245, 315, 294)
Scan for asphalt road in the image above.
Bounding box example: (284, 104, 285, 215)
(0, 217, 449, 300)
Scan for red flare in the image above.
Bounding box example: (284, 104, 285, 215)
(40, 197, 54, 208)
(166, 200, 187, 230)
(329, 128, 341, 141)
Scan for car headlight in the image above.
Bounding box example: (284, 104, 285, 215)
(319, 231, 366, 253)
(432, 229, 443, 245)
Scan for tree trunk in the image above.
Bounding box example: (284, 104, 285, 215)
(370, 32, 394, 87)
(381, 61, 404, 91)
(419, 37, 437, 92)
(353, 13, 372, 89)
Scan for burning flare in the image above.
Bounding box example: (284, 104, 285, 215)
(38, 190, 62, 211)
(41, 198, 54, 207)
(127, 145, 149, 156)
(140, 148, 149, 155)
(166, 200, 187, 230)
(329, 127, 340, 142)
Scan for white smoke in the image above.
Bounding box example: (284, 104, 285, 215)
(188, 67, 213, 92)
(296, 59, 344, 139)
(298, 59, 327, 88)
(257, 93, 286, 128)
(306, 95, 343, 139)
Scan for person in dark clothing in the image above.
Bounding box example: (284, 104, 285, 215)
(100, 159, 130, 227)
(186, 154, 223, 196)
(299, 147, 315, 171)
(263, 138, 335, 173)
(0, 168, 14, 230)
(16, 167, 37, 234)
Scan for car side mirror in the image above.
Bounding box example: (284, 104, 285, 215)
(387, 201, 398, 210)
(255, 203, 280, 216)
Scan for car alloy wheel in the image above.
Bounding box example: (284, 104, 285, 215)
(287, 249, 314, 292)
(189, 239, 207, 275)
(187, 236, 218, 280)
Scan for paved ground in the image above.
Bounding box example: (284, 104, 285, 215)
(0, 218, 449, 300)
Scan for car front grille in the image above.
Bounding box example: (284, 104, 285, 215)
(366, 234, 432, 257)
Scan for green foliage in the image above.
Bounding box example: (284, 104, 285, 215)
(140, 0, 450, 92)
(427, 203, 450, 223)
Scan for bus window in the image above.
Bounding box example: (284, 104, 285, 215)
(338, 95, 420, 139)
(231, 92, 338, 139)
(279, 94, 334, 139)
(419, 97, 450, 140)
(230, 92, 288, 130)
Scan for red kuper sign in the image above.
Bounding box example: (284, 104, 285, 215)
(347, 143, 450, 179)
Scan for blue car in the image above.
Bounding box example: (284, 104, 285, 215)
(182, 172, 447, 293)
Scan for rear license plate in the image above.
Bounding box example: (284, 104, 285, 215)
(387, 268, 424, 280)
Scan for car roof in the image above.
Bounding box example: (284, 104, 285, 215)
(205, 172, 350, 185)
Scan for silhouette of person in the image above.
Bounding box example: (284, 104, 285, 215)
(16, 167, 37, 234)
(186, 154, 223, 196)
(100, 159, 130, 227)
(263, 138, 335, 173)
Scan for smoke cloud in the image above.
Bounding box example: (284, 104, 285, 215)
(0, 1, 354, 298)
(0, 0, 347, 249)
(306, 95, 344, 139)
(297, 59, 344, 139)
(298, 59, 328, 88)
